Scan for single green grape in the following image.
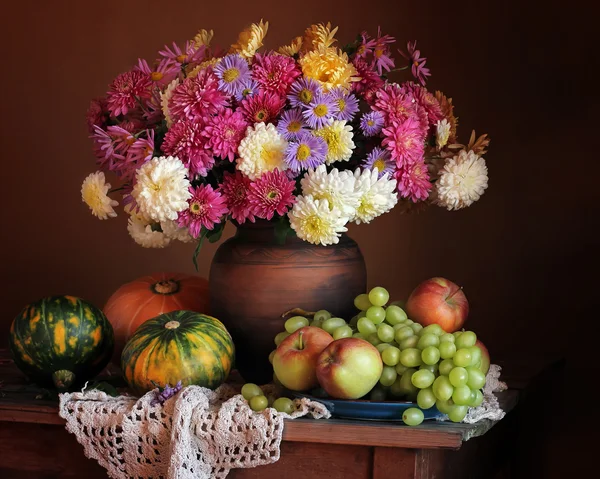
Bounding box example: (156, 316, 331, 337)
(468, 346, 482, 366)
(390, 300, 406, 309)
(366, 306, 386, 324)
(379, 365, 398, 387)
(421, 346, 441, 365)
(284, 316, 309, 333)
(419, 364, 439, 374)
(403, 319, 414, 326)
(367, 333, 382, 346)
(354, 293, 372, 311)
(272, 397, 295, 414)
(400, 348, 423, 368)
(453, 349, 472, 367)
(399, 369, 419, 396)
(402, 407, 424, 426)
(268, 350, 276, 364)
(241, 383, 263, 401)
(310, 318, 323, 329)
(333, 325, 353, 340)
(422, 324, 444, 336)
(410, 323, 424, 334)
(368, 287, 390, 307)
(249, 395, 269, 412)
(377, 343, 392, 353)
(417, 334, 440, 350)
(394, 326, 414, 342)
(439, 358, 455, 376)
(453, 331, 463, 340)
(436, 398, 454, 415)
(274, 331, 290, 346)
(449, 367, 468, 387)
(439, 341, 457, 359)
(348, 315, 359, 328)
(352, 332, 366, 340)
(313, 310, 332, 322)
(432, 375, 454, 401)
(399, 336, 419, 349)
(357, 317, 377, 335)
(385, 305, 408, 325)
(440, 333, 455, 343)
(456, 331, 477, 349)
(377, 323, 395, 343)
(466, 367, 486, 390)
(411, 369, 436, 389)
(447, 404, 468, 423)
(370, 386, 388, 402)
(381, 346, 401, 366)
(452, 385, 472, 405)
(322, 317, 346, 334)
(393, 322, 407, 331)
(469, 389, 484, 407)
(417, 387, 437, 409)
(395, 363, 408, 375)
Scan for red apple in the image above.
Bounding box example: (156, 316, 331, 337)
(475, 339, 490, 375)
(316, 338, 383, 399)
(405, 277, 469, 333)
(273, 326, 333, 391)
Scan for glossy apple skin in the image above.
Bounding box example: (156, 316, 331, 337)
(316, 338, 383, 399)
(405, 277, 469, 333)
(475, 339, 490, 375)
(273, 326, 333, 391)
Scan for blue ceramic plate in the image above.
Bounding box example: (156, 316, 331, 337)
(290, 392, 443, 422)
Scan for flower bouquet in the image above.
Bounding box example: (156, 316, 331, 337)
(82, 21, 490, 266)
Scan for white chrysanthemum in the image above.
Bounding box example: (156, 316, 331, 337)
(81, 171, 118, 220)
(435, 150, 489, 210)
(313, 120, 355, 164)
(436, 119, 451, 149)
(160, 78, 180, 127)
(351, 168, 398, 224)
(300, 164, 360, 217)
(127, 215, 171, 248)
(160, 220, 194, 243)
(237, 122, 288, 180)
(288, 195, 349, 246)
(132, 156, 191, 222)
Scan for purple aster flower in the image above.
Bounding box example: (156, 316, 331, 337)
(330, 88, 359, 122)
(234, 78, 259, 102)
(362, 147, 395, 178)
(288, 77, 321, 108)
(360, 110, 385, 136)
(277, 109, 308, 140)
(284, 132, 328, 172)
(214, 54, 251, 96)
(303, 91, 339, 129)
(399, 41, 431, 86)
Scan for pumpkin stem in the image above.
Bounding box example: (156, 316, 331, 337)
(52, 370, 75, 390)
(152, 280, 180, 295)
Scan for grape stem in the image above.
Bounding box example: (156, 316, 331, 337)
(281, 307, 317, 319)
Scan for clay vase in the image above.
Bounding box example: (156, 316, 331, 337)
(209, 221, 367, 384)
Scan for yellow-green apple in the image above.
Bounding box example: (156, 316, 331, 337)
(273, 326, 333, 391)
(405, 277, 469, 333)
(474, 339, 490, 375)
(315, 338, 383, 399)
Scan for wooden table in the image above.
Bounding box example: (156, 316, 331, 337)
(0, 349, 563, 479)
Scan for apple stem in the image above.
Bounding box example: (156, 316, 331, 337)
(298, 331, 304, 350)
(447, 286, 463, 300)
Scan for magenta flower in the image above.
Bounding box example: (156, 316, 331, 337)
(303, 91, 338, 129)
(106, 70, 152, 117)
(178, 184, 228, 237)
(399, 41, 431, 86)
(284, 132, 328, 172)
(288, 78, 321, 108)
(214, 54, 251, 96)
(374, 83, 417, 124)
(218, 171, 255, 225)
(276, 109, 308, 140)
(371, 27, 396, 75)
(86, 98, 109, 133)
(351, 59, 384, 103)
(123, 130, 155, 180)
(159, 41, 206, 66)
(355, 31, 377, 59)
(161, 119, 214, 177)
(135, 58, 180, 88)
(360, 111, 385, 136)
(404, 82, 444, 125)
(247, 170, 296, 220)
(91, 125, 133, 173)
(252, 52, 301, 96)
(330, 88, 359, 122)
(238, 90, 285, 124)
(362, 147, 395, 178)
(202, 109, 247, 162)
(169, 68, 228, 123)
(394, 160, 432, 202)
(382, 118, 426, 168)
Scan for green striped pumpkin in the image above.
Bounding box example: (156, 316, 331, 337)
(121, 310, 235, 394)
(9, 296, 114, 390)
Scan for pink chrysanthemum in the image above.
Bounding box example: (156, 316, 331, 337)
(161, 119, 214, 177)
(202, 109, 247, 162)
(247, 169, 296, 220)
(218, 171, 255, 224)
(252, 52, 301, 96)
(374, 83, 418, 124)
(86, 98, 109, 133)
(135, 58, 180, 88)
(169, 68, 228, 123)
(238, 90, 286, 124)
(159, 41, 206, 66)
(352, 59, 384, 102)
(91, 125, 134, 174)
(394, 160, 432, 202)
(177, 184, 228, 238)
(404, 82, 444, 125)
(106, 70, 152, 117)
(124, 130, 155, 180)
(382, 118, 426, 168)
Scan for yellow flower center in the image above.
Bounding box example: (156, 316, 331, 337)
(287, 121, 302, 133)
(414, 60, 420, 67)
(267, 190, 278, 199)
(242, 88, 252, 97)
(357, 45, 366, 55)
(373, 159, 386, 171)
(150, 72, 164, 81)
(296, 144, 311, 161)
(337, 99, 346, 111)
(261, 147, 280, 167)
(176, 54, 188, 63)
(374, 48, 383, 59)
(299, 89, 313, 104)
(190, 202, 205, 215)
(223, 67, 241, 83)
(314, 104, 329, 117)
(255, 109, 268, 121)
(367, 120, 374, 126)
(304, 215, 325, 237)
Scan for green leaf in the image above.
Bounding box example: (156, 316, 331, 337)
(207, 222, 225, 244)
(192, 228, 209, 272)
(87, 381, 119, 397)
(274, 216, 292, 245)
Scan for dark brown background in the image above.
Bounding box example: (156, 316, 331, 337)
(0, 1, 593, 477)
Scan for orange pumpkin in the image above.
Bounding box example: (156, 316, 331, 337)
(103, 272, 209, 362)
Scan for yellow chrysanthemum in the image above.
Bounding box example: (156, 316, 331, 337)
(301, 23, 338, 53)
(193, 29, 214, 48)
(299, 47, 358, 92)
(230, 20, 269, 59)
(278, 36, 303, 57)
(186, 58, 221, 78)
